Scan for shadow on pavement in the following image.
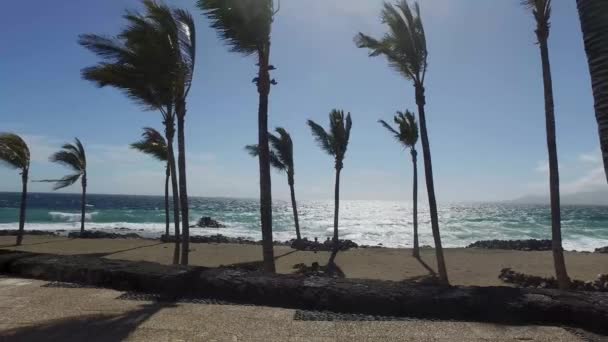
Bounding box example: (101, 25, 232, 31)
(0, 302, 176, 342)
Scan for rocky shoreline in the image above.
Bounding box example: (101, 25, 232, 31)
(499, 267, 608, 292)
(2, 230, 607, 254)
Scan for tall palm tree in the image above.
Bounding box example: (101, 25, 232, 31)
(355, 0, 448, 284)
(198, 0, 279, 272)
(0, 133, 30, 246)
(379, 111, 420, 258)
(246, 127, 302, 241)
(131, 127, 171, 237)
(523, 0, 570, 290)
(307, 110, 352, 264)
(577, 0, 608, 182)
(48, 138, 87, 234)
(79, 0, 195, 265)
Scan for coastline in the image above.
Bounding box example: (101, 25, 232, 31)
(1, 233, 607, 287)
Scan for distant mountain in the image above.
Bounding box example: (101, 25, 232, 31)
(511, 190, 608, 206)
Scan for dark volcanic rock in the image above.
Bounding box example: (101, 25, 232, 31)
(467, 239, 552, 251)
(192, 217, 226, 228)
(0, 250, 607, 335)
(290, 238, 358, 252)
(595, 246, 608, 253)
(68, 231, 142, 239)
(0, 230, 56, 237)
(499, 268, 608, 292)
(161, 234, 258, 245)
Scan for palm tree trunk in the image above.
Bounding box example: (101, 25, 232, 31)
(577, 0, 608, 182)
(288, 174, 301, 241)
(538, 35, 571, 290)
(411, 149, 419, 258)
(166, 126, 181, 265)
(80, 173, 87, 234)
(257, 46, 276, 273)
(415, 83, 449, 285)
(16, 170, 28, 246)
(164, 164, 170, 237)
(328, 166, 341, 265)
(176, 101, 190, 266)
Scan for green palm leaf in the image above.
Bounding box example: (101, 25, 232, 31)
(379, 110, 419, 149)
(131, 127, 168, 162)
(44, 138, 86, 190)
(0, 133, 30, 171)
(197, 0, 274, 56)
(355, 0, 427, 83)
(308, 109, 353, 165)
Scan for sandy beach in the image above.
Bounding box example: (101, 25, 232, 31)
(2, 235, 607, 286)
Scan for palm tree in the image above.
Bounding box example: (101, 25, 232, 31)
(577, 0, 608, 182)
(523, 0, 570, 290)
(246, 127, 302, 241)
(48, 139, 88, 234)
(79, 0, 196, 265)
(355, 0, 448, 284)
(307, 110, 352, 264)
(0, 133, 30, 246)
(131, 127, 171, 237)
(379, 111, 420, 258)
(198, 0, 279, 272)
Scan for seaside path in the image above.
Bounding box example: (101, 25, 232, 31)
(0, 275, 590, 341)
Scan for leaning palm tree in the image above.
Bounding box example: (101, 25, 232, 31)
(131, 127, 171, 237)
(246, 127, 302, 241)
(48, 138, 87, 234)
(355, 0, 448, 284)
(577, 0, 608, 182)
(523, 0, 570, 289)
(0, 133, 30, 246)
(79, 0, 195, 265)
(307, 110, 352, 265)
(198, 0, 279, 272)
(379, 111, 420, 258)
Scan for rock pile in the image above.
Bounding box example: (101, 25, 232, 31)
(192, 217, 226, 228)
(595, 246, 608, 253)
(290, 238, 358, 251)
(161, 234, 258, 245)
(499, 268, 608, 292)
(467, 239, 552, 251)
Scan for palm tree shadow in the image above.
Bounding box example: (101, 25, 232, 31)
(414, 255, 437, 277)
(220, 249, 301, 271)
(0, 302, 176, 341)
(68, 242, 164, 259)
(400, 255, 440, 285)
(0, 238, 73, 249)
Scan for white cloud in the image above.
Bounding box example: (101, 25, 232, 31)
(562, 166, 607, 194)
(579, 149, 601, 164)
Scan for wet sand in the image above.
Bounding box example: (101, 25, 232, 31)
(1, 235, 607, 286)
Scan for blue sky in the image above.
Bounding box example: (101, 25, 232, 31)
(0, 0, 604, 202)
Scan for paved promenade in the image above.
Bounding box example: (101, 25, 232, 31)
(0, 276, 591, 341)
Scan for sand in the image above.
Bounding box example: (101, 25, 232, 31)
(1, 235, 607, 286)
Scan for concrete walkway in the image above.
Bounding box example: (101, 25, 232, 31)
(0, 276, 589, 341)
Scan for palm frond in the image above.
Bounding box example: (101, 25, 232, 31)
(379, 110, 418, 149)
(197, 0, 274, 56)
(43, 173, 82, 190)
(307, 119, 334, 156)
(355, 0, 427, 83)
(244, 144, 260, 157)
(131, 127, 168, 161)
(522, 0, 551, 38)
(270, 127, 294, 171)
(48, 139, 86, 190)
(0, 133, 30, 171)
(244, 143, 286, 171)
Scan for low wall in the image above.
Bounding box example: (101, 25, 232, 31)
(0, 250, 606, 334)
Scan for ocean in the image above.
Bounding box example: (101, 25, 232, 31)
(0, 192, 607, 251)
